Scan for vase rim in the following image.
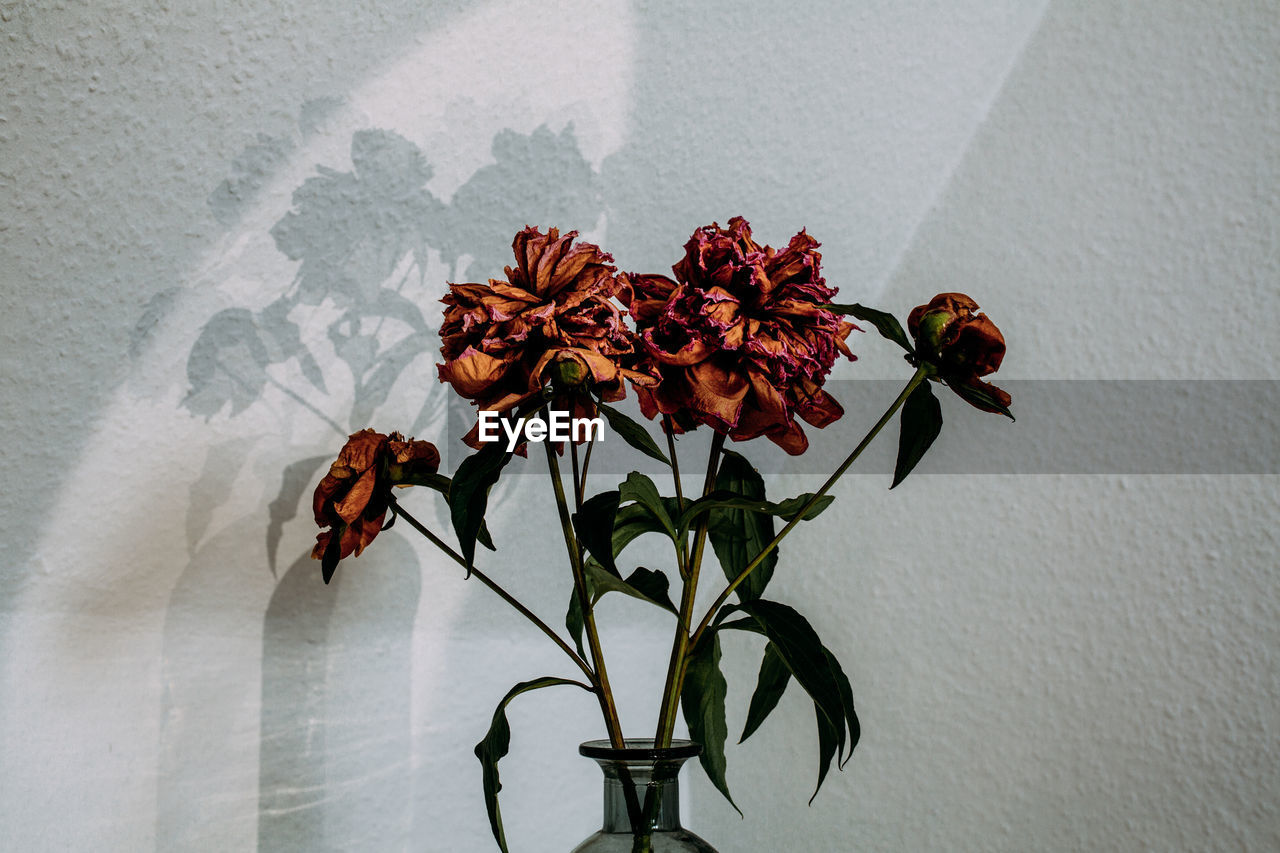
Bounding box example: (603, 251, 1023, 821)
(579, 738, 702, 761)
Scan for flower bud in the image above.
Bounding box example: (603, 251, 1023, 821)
(907, 293, 1011, 415)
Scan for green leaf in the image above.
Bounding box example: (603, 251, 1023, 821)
(448, 442, 512, 572)
(680, 633, 740, 815)
(827, 303, 913, 353)
(565, 583, 589, 660)
(320, 523, 343, 584)
(598, 402, 670, 465)
(573, 491, 621, 575)
(722, 600, 859, 801)
(401, 471, 496, 550)
(740, 642, 791, 743)
(610, 503, 672, 557)
(891, 380, 943, 489)
(824, 646, 860, 770)
(474, 677, 591, 853)
(680, 490, 835, 533)
(619, 472, 677, 541)
(582, 559, 678, 614)
(707, 450, 777, 602)
(947, 379, 1016, 420)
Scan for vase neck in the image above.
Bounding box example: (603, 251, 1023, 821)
(599, 760, 685, 834)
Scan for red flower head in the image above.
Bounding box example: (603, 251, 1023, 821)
(312, 429, 440, 581)
(620, 217, 857, 455)
(438, 227, 654, 445)
(907, 292, 1011, 413)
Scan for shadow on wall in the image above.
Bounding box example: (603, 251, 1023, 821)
(182, 124, 605, 437)
(156, 121, 607, 849)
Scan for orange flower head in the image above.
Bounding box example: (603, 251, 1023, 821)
(907, 292, 1011, 413)
(619, 217, 857, 455)
(437, 227, 653, 444)
(312, 429, 440, 581)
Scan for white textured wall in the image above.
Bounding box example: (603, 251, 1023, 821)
(2, 1, 1277, 851)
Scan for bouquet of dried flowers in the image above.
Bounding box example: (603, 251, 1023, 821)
(309, 218, 1012, 850)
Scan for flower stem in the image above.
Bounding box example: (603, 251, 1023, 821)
(544, 434, 627, 748)
(653, 430, 726, 748)
(387, 496, 595, 682)
(686, 367, 929, 653)
(663, 417, 690, 577)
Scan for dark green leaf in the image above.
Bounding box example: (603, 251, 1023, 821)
(724, 600, 859, 800)
(680, 490, 835, 533)
(740, 642, 791, 743)
(611, 503, 672, 557)
(397, 471, 496, 550)
(827, 303, 913, 353)
(474, 677, 591, 853)
(598, 402, 670, 465)
(565, 584, 589, 660)
(707, 450, 777, 602)
(947, 379, 1016, 420)
(619, 472, 677, 541)
(824, 647, 860, 769)
(680, 633, 740, 814)
(891, 381, 943, 489)
(573, 491, 621, 575)
(320, 523, 343, 584)
(448, 442, 512, 572)
(582, 560, 677, 614)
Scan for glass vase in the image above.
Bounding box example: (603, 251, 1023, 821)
(571, 739, 719, 853)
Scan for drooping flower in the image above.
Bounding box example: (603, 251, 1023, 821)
(907, 292, 1011, 413)
(438, 227, 653, 444)
(312, 428, 440, 581)
(620, 217, 857, 455)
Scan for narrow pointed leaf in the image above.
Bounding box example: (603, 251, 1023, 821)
(809, 703, 840, 805)
(707, 450, 777, 601)
(399, 471, 495, 550)
(573, 490, 621, 575)
(474, 677, 591, 853)
(680, 633, 740, 814)
(740, 642, 791, 743)
(891, 381, 943, 489)
(610, 503, 672, 557)
(448, 442, 511, 571)
(565, 584, 589, 660)
(597, 402, 670, 465)
(681, 490, 835, 534)
(724, 600, 858, 801)
(948, 379, 1016, 420)
(824, 647, 860, 769)
(827, 303, 912, 353)
(619, 472, 677, 541)
(583, 559, 678, 614)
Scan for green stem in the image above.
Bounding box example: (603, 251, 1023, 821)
(687, 367, 929, 653)
(570, 435, 584, 512)
(544, 434, 627, 749)
(388, 496, 595, 682)
(663, 417, 689, 577)
(653, 430, 726, 748)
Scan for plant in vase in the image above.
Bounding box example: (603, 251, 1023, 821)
(308, 219, 1013, 851)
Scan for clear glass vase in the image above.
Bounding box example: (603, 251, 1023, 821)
(571, 739, 720, 853)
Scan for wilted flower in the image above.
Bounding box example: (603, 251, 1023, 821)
(620, 217, 856, 455)
(907, 292, 1011, 413)
(438, 227, 653, 444)
(312, 428, 440, 581)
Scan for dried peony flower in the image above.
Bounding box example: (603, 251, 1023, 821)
(620, 217, 857, 455)
(438, 227, 653, 444)
(907, 292, 1011, 413)
(312, 428, 440, 581)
